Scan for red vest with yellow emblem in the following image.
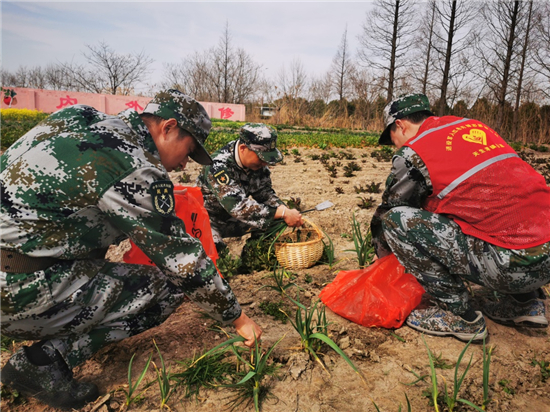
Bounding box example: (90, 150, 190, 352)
(404, 116, 550, 249)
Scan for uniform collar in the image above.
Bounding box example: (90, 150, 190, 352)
(117, 109, 160, 159)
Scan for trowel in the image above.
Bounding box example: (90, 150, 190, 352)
(301, 200, 334, 214)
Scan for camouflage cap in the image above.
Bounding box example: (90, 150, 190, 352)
(379, 93, 433, 145)
(143, 89, 213, 165)
(239, 123, 283, 165)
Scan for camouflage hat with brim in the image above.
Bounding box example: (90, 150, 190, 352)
(239, 123, 283, 165)
(379, 93, 433, 145)
(143, 89, 213, 165)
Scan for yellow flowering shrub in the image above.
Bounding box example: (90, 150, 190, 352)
(1, 108, 49, 150)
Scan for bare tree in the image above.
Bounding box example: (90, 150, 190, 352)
(531, 1, 550, 100)
(162, 23, 261, 104)
(1, 64, 77, 91)
(474, 1, 534, 133)
(512, 0, 537, 141)
(1, 67, 25, 88)
(44, 64, 71, 90)
(61, 41, 153, 95)
(431, 0, 478, 116)
(0, 68, 16, 87)
(26, 66, 47, 89)
(330, 26, 355, 102)
(412, 0, 438, 96)
(207, 22, 262, 104)
(230, 48, 262, 104)
(278, 58, 308, 99)
(357, 0, 416, 102)
(309, 72, 333, 105)
(275, 58, 309, 123)
(350, 68, 385, 127)
(257, 77, 277, 107)
(162, 51, 212, 101)
(210, 22, 234, 103)
(350, 68, 382, 103)
(3, 66, 33, 88)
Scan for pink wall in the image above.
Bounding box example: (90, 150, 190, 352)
(0, 87, 246, 121)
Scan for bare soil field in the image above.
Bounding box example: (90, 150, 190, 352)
(2, 146, 549, 412)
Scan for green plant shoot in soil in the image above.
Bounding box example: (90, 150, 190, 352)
(120, 351, 153, 407)
(346, 212, 375, 268)
(283, 294, 367, 385)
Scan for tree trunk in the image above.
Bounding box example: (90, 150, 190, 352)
(422, 2, 437, 95)
(387, 0, 400, 102)
(496, 1, 520, 135)
(513, 0, 533, 144)
(438, 0, 457, 116)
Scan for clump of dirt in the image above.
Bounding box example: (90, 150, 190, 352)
(2, 147, 549, 412)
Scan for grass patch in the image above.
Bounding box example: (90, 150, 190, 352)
(171, 349, 235, 399)
(259, 300, 288, 324)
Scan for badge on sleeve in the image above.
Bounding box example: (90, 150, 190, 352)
(150, 180, 175, 216)
(214, 169, 230, 185)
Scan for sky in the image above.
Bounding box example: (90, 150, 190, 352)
(1, 1, 375, 93)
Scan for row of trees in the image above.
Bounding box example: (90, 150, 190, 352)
(2, 41, 153, 96)
(2, 1, 549, 143)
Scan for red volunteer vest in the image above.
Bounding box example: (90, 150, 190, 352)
(404, 116, 550, 249)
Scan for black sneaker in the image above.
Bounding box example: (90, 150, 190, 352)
(483, 296, 548, 328)
(1, 346, 99, 410)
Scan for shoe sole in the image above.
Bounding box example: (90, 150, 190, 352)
(406, 320, 488, 342)
(484, 314, 548, 328)
(1, 362, 97, 411)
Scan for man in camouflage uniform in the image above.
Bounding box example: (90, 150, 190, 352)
(372, 93, 550, 342)
(0, 90, 262, 409)
(196, 123, 303, 256)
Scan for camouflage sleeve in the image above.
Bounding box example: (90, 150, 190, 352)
(206, 167, 278, 231)
(251, 168, 284, 208)
(371, 147, 433, 256)
(98, 167, 241, 324)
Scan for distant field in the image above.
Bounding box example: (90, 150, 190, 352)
(0, 110, 380, 152)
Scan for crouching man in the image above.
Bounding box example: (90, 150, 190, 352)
(196, 123, 303, 262)
(371, 93, 550, 342)
(0, 90, 261, 409)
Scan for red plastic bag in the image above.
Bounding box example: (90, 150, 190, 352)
(319, 254, 425, 329)
(123, 185, 219, 266)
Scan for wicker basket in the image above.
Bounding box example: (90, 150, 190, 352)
(274, 219, 324, 270)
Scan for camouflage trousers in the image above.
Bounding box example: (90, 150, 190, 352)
(1, 261, 185, 369)
(378, 207, 550, 315)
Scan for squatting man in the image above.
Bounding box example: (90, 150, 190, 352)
(0, 90, 262, 409)
(371, 93, 550, 342)
(196, 122, 303, 269)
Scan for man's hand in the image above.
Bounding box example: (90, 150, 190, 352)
(233, 311, 262, 347)
(276, 205, 303, 227)
(284, 208, 303, 227)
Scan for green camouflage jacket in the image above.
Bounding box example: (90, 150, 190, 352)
(196, 140, 284, 230)
(0, 105, 240, 323)
(371, 146, 433, 255)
